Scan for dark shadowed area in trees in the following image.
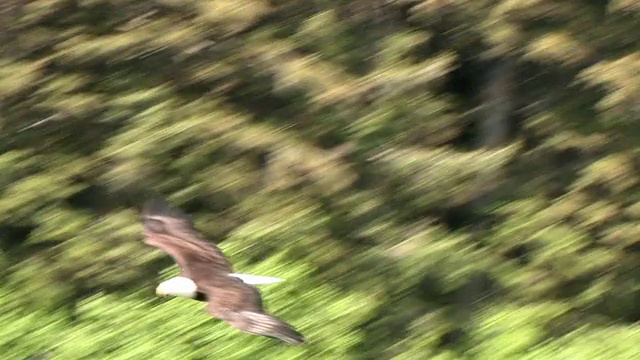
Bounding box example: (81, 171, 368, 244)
(1, 1, 639, 359)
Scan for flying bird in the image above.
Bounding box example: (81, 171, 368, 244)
(141, 198, 305, 345)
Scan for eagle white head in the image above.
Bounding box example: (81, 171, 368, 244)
(156, 276, 198, 298)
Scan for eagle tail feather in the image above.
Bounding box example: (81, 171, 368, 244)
(228, 273, 284, 285)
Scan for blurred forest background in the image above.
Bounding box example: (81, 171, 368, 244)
(1, 0, 640, 359)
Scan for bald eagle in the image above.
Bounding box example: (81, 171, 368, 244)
(141, 198, 305, 345)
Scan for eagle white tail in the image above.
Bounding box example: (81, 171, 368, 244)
(229, 273, 284, 285)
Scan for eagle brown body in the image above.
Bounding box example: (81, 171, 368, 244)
(141, 198, 305, 345)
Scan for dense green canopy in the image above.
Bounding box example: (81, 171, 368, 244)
(1, 1, 639, 359)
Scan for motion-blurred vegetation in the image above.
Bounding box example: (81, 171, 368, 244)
(1, 0, 639, 359)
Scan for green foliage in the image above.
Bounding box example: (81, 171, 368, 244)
(1, 0, 640, 358)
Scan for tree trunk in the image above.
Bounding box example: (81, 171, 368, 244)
(477, 56, 515, 149)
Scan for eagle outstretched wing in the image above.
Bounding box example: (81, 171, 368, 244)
(201, 274, 305, 345)
(141, 198, 233, 278)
